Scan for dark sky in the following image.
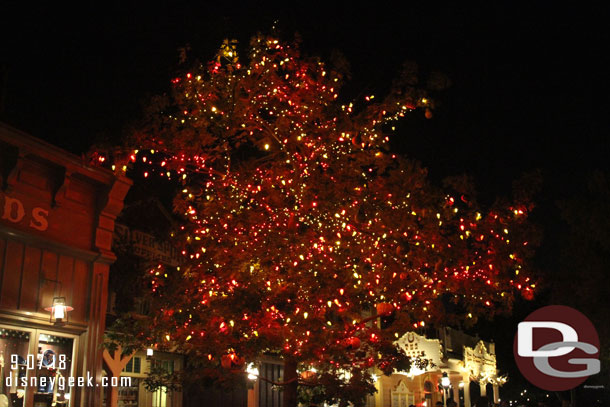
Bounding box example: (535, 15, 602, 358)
(2, 2, 609, 401)
(2, 2, 608, 195)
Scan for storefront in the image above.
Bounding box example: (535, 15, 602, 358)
(103, 217, 183, 407)
(0, 123, 130, 407)
(374, 328, 504, 407)
(102, 349, 183, 407)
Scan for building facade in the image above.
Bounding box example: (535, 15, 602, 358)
(374, 328, 503, 407)
(0, 123, 130, 407)
(104, 209, 184, 407)
(102, 349, 183, 407)
(237, 328, 503, 407)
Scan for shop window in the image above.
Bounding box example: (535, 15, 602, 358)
(0, 327, 30, 407)
(424, 380, 433, 392)
(34, 333, 75, 407)
(391, 380, 413, 407)
(118, 377, 139, 407)
(0, 327, 77, 407)
(152, 359, 174, 374)
(152, 386, 168, 407)
(423, 380, 434, 407)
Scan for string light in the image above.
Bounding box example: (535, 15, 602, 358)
(96, 33, 536, 405)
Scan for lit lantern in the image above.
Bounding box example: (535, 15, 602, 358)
(44, 297, 73, 326)
(146, 348, 154, 359)
(441, 372, 450, 388)
(246, 363, 259, 380)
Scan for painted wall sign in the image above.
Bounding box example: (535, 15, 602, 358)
(114, 224, 181, 266)
(0, 193, 49, 231)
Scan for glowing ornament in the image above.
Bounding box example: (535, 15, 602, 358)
(221, 353, 245, 370)
(343, 336, 361, 350)
(300, 370, 316, 380)
(376, 302, 393, 316)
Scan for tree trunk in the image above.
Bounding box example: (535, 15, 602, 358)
(283, 358, 298, 407)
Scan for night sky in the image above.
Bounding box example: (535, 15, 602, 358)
(3, 3, 608, 192)
(1, 2, 609, 402)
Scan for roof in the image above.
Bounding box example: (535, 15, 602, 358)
(0, 121, 125, 187)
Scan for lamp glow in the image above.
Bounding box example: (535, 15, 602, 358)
(441, 372, 450, 388)
(246, 363, 259, 380)
(44, 297, 73, 326)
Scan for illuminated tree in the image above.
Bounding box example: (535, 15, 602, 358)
(98, 34, 536, 407)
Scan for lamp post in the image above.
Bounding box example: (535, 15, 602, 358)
(441, 372, 450, 407)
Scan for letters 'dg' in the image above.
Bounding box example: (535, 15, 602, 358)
(514, 306, 600, 390)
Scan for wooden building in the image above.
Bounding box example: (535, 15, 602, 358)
(0, 123, 131, 407)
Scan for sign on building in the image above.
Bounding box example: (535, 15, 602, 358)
(114, 224, 182, 266)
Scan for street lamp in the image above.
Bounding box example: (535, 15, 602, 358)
(441, 372, 450, 407)
(246, 363, 259, 390)
(246, 363, 259, 380)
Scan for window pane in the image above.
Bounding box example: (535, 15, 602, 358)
(0, 327, 30, 406)
(118, 377, 139, 407)
(152, 387, 167, 407)
(35, 333, 74, 406)
(133, 357, 141, 374)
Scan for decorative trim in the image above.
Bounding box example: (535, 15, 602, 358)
(0, 122, 117, 185)
(0, 309, 88, 333)
(0, 225, 99, 262)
